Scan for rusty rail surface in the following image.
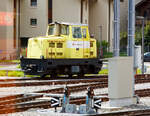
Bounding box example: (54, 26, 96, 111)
(0, 74, 149, 114)
(0, 74, 150, 87)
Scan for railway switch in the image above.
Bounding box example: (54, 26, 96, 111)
(50, 97, 62, 107)
(86, 87, 96, 114)
(93, 98, 102, 112)
(61, 86, 70, 113)
(36, 87, 102, 114)
(50, 97, 62, 112)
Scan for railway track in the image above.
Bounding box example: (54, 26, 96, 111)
(0, 73, 149, 82)
(0, 83, 150, 114)
(0, 78, 107, 87)
(0, 74, 150, 114)
(0, 88, 150, 114)
(96, 109, 150, 116)
(0, 75, 107, 82)
(0, 74, 150, 88)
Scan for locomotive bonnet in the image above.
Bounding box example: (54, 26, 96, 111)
(20, 22, 102, 77)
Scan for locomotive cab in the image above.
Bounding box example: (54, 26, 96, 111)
(20, 22, 102, 77)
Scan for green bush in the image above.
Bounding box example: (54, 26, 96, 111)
(120, 32, 127, 52)
(20, 48, 27, 57)
(135, 24, 150, 47)
(97, 40, 109, 52)
(103, 52, 113, 58)
(99, 69, 108, 75)
(97, 40, 110, 57)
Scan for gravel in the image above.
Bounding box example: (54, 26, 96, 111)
(0, 77, 150, 115)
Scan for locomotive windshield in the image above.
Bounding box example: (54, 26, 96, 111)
(61, 25, 69, 35)
(48, 25, 55, 35)
(72, 27, 82, 38)
(48, 24, 69, 35)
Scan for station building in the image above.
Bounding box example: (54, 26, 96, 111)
(0, 0, 19, 60)
(0, 0, 118, 60)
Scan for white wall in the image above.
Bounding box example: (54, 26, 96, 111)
(53, 0, 81, 23)
(20, 0, 48, 37)
(0, 0, 17, 59)
(82, 0, 89, 24)
(89, 0, 113, 51)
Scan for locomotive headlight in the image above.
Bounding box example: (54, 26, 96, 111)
(76, 48, 79, 51)
(40, 55, 44, 59)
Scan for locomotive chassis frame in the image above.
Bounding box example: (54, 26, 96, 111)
(20, 57, 102, 76)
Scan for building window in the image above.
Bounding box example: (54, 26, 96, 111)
(31, 0, 37, 7)
(30, 18, 37, 26)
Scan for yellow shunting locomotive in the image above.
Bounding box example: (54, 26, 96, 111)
(20, 22, 102, 77)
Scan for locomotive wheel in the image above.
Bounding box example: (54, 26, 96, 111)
(78, 73, 84, 77)
(68, 74, 73, 78)
(40, 74, 46, 78)
(50, 73, 57, 78)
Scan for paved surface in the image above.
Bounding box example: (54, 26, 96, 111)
(144, 62, 150, 74)
(0, 64, 20, 71)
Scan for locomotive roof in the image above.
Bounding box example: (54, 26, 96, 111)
(48, 22, 88, 26)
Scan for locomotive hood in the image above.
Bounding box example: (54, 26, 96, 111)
(30, 36, 64, 41)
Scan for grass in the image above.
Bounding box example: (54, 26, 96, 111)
(0, 71, 7, 76)
(0, 70, 39, 77)
(17, 64, 21, 68)
(99, 69, 108, 75)
(0, 70, 24, 77)
(0, 69, 141, 77)
(103, 52, 127, 58)
(136, 68, 141, 74)
(0, 52, 140, 77)
(99, 68, 141, 75)
(0, 60, 20, 63)
(7, 71, 24, 77)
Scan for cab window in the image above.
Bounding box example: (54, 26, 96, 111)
(48, 25, 54, 35)
(82, 28, 87, 38)
(61, 25, 69, 35)
(72, 27, 82, 38)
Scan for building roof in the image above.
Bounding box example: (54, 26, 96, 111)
(136, 0, 150, 8)
(49, 22, 88, 26)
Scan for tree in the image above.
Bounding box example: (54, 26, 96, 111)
(135, 24, 150, 46)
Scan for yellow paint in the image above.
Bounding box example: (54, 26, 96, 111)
(27, 23, 97, 59)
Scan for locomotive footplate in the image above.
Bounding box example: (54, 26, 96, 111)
(20, 57, 102, 76)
